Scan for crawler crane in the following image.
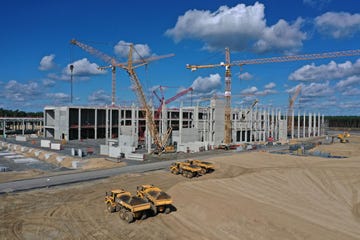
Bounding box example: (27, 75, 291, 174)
(71, 39, 174, 153)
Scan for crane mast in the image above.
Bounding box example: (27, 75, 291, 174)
(126, 45, 163, 149)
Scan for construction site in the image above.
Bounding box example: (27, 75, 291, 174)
(1, 39, 360, 239)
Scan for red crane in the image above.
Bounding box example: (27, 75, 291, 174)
(153, 86, 193, 118)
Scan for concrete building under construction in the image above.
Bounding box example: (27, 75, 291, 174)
(44, 98, 325, 158)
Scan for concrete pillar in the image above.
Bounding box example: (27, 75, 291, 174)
(303, 111, 306, 138)
(313, 113, 316, 137)
(131, 105, 136, 147)
(209, 105, 214, 142)
(105, 107, 109, 144)
(109, 108, 113, 139)
(250, 108, 253, 143)
(118, 107, 121, 145)
(297, 111, 300, 139)
(179, 102, 183, 144)
(262, 109, 266, 141)
(22, 119, 25, 135)
(78, 108, 81, 140)
(271, 108, 275, 140)
(318, 113, 321, 136)
(322, 114, 325, 136)
(161, 103, 167, 136)
(135, 107, 139, 147)
(275, 109, 281, 140)
(2, 120, 5, 138)
(94, 109, 98, 140)
(308, 113, 312, 137)
(291, 109, 294, 139)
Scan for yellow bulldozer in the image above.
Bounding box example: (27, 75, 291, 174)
(337, 132, 350, 143)
(136, 184, 173, 215)
(105, 189, 151, 223)
(184, 159, 215, 175)
(169, 161, 203, 178)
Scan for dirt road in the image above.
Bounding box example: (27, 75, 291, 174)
(1, 136, 360, 239)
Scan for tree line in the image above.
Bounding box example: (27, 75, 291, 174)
(325, 116, 360, 129)
(0, 108, 43, 118)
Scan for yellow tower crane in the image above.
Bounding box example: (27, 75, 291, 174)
(70, 39, 174, 153)
(187, 48, 360, 145)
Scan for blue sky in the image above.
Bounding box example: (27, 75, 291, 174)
(0, 0, 360, 115)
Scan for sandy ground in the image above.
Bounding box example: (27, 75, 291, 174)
(1, 136, 360, 239)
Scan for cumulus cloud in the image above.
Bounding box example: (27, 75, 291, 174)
(42, 79, 56, 87)
(166, 2, 306, 53)
(241, 86, 258, 95)
(46, 93, 70, 105)
(39, 54, 56, 71)
(114, 40, 151, 60)
(264, 82, 276, 89)
(241, 85, 277, 96)
(341, 87, 360, 96)
(1, 80, 42, 102)
(315, 12, 360, 38)
(253, 18, 306, 54)
(336, 75, 360, 89)
(303, 0, 331, 9)
(88, 90, 111, 105)
(64, 58, 104, 77)
(289, 59, 360, 81)
(239, 72, 253, 80)
(191, 73, 221, 93)
(288, 82, 333, 97)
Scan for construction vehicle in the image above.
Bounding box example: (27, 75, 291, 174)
(184, 159, 214, 175)
(337, 132, 350, 143)
(187, 48, 360, 147)
(170, 161, 203, 178)
(136, 184, 173, 215)
(105, 189, 151, 223)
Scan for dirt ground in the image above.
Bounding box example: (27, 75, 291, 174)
(1, 135, 360, 239)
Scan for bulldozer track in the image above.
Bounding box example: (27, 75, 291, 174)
(10, 220, 23, 240)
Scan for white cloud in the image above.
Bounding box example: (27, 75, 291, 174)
(88, 90, 111, 105)
(64, 58, 104, 77)
(241, 86, 258, 95)
(42, 79, 56, 87)
(315, 12, 360, 38)
(191, 73, 221, 93)
(241, 85, 277, 96)
(46, 93, 70, 105)
(39, 54, 56, 71)
(341, 87, 360, 96)
(256, 89, 277, 96)
(253, 18, 306, 54)
(114, 40, 151, 60)
(1, 80, 41, 102)
(264, 82, 276, 89)
(336, 75, 360, 89)
(303, 0, 331, 9)
(239, 72, 253, 80)
(288, 82, 333, 97)
(166, 2, 306, 53)
(289, 59, 360, 81)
